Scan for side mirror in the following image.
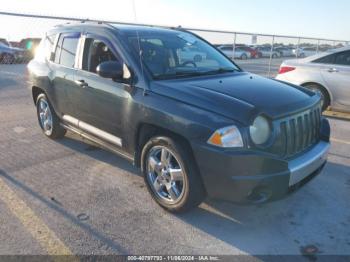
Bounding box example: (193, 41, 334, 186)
(96, 61, 123, 80)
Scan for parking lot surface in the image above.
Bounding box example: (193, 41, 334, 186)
(0, 64, 349, 256)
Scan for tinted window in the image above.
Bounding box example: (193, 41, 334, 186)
(220, 46, 232, 51)
(334, 51, 350, 66)
(82, 38, 118, 73)
(313, 54, 335, 64)
(59, 36, 79, 67)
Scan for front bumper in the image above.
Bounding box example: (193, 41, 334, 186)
(192, 140, 330, 204)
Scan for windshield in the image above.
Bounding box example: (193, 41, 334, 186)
(125, 30, 240, 80)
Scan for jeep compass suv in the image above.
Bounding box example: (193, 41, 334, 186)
(28, 22, 330, 212)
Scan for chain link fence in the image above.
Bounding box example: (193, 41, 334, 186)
(0, 11, 348, 77)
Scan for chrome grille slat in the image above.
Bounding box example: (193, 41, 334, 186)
(278, 104, 321, 158)
(297, 116, 303, 152)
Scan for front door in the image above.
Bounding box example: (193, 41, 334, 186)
(74, 34, 131, 147)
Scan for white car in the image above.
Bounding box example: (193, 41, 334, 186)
(276, 46, 350, 112)
(256, 47, 280, 58)
(178, 46, 207, 63)
(275, 47, 294, 57)
(218, 46, 251, 60)
(292, 47, 318, 58)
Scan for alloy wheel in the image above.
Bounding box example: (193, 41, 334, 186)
(146, 146, 185, 204)
(38, 98, 53, 135)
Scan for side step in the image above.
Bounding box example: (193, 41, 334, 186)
(60, 123, 134, 163)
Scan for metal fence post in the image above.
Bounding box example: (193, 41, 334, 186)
(268, 35, 275, 77)
(232, 33, 237, 60)
(296, 37, 301, 58)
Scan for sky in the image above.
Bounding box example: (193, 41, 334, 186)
(0, 0, 349, 44)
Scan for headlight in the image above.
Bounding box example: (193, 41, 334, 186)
(249, 116, 271, 145)
(207, 125, 243, 148)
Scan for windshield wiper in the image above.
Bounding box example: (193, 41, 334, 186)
(154, 71, 206, 80)
(153, 68, 238, 80)
(203, 67, 237, 75)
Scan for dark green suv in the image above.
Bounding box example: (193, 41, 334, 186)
(28, 22, 330, 212)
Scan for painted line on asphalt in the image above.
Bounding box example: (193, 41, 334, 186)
(331, 138, 350, 145)
(0, 178, 72, 255)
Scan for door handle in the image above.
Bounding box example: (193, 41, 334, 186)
(75, 80, 89, 88)
(327, 68, 338, 73)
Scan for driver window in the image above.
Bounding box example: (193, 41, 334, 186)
(82, 38, 118, 73)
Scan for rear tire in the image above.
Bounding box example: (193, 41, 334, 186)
(36, 93, 66, 139)
(241, 54, 248, 60)
(2, 53, 15, 64)
(141, 136, 206, 213)
(303, 83, 330, 111)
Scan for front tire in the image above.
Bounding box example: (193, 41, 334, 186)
(141, 136, 206, 213)
(36, 93, 66, 139)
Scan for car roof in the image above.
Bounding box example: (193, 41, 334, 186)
(48, 22, 182, 36)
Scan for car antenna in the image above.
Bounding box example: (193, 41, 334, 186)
(132, 0, 147, 96)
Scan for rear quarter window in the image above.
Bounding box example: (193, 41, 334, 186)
(312, 54, 335, 64)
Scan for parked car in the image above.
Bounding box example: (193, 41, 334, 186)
(178, 45, 207, 63)
(275, 47, 294, 57)
(218, 45, 251, 59)
(9, 41, 21, 48)
(292, 47, 317, 58)
(0, 42, 26, 64)
(276, 46, 350, 112)
(256, 46, 280, 58)
(0, 38, 10, 46)
(19, 38, 41, 60)
(28, 23, 330, 212)
(236, 45, 258, 58)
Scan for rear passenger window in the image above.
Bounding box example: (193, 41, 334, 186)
(334, 51, 350, 66)
(59, 36, 79, 68)
(82, 38, 118, 73)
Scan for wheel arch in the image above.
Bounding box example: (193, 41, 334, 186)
(32, 86, 45, 105)
(300, 81, 332, 105)
(134, 123, 196, 170)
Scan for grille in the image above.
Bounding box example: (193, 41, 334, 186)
(278, 103, 322, 158)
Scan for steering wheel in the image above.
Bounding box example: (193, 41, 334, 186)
(181, 61, 197, 67)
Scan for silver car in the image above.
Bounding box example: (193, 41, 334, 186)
(218, 45, 251, 60)
(256, 46, 280, 58)
(276, 46, 350, 112)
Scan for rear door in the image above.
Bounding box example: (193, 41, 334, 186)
(320, 51, 350, 108)
(50, 32, 81, 117)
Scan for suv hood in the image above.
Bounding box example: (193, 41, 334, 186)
(150, 72, 318, 124)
